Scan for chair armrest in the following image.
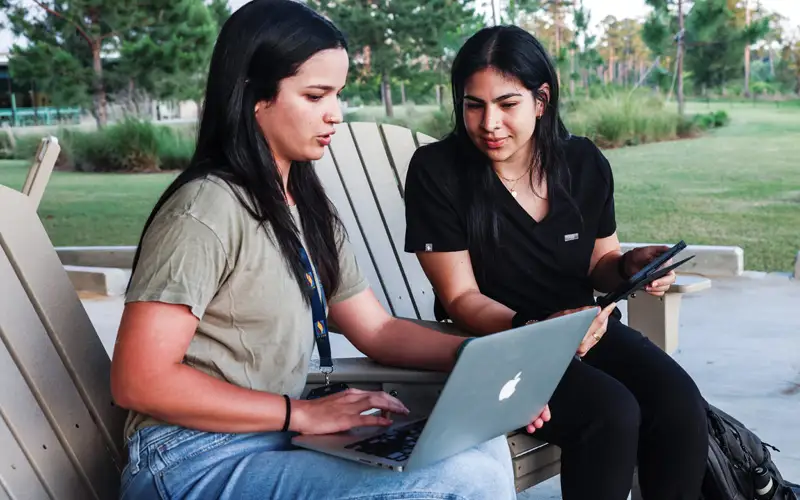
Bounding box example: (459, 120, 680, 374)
(399, 318, 471, 337)
(329, 318, 470, 338)
(669, 275, 712, 294)
(594, 274, 712, 298)
(306, 357, 448, 386)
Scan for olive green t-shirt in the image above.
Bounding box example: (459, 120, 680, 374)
(122, 175, 368, 440)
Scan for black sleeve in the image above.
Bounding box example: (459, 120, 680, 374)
(404, 146, 468, 253)
(592, 141, 617, 238)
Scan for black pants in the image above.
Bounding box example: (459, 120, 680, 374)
(533, 317, 708, 500)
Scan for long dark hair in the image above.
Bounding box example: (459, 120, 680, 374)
(448, 25, 573, 266)
(129, 0, 348, 302)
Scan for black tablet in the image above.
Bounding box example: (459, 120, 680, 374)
(597, 242, 695, 307)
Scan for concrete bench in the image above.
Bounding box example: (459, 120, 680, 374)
(620, 242, 743, 277)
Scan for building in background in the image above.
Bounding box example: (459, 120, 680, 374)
(0, 52, 82, 127)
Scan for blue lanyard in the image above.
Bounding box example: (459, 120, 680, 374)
(298, 246, 332, 374)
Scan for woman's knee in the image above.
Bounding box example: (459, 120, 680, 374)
(651, 366, 706, 428)
(650, 374, 708, 451)
(593, 380, 642, 444)
(435, 437, 516, 499)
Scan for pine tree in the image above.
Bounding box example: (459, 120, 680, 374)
(2, 0, 221, 127)
(117, 0, 221, 109)
(309, 0, 480, 117)
(643, 0, 689, 115)
(684, 0, 769, 94)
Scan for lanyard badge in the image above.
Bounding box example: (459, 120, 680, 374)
(298, 246, 349, 400)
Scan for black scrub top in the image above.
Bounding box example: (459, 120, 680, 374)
(404, 134, 617, 321)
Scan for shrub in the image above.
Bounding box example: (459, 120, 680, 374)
(9, 134, 43, 160)
(565, 94, 680, 148)
(8, 119, 195, 172)
(690, 110, 730, 131)
(417, 107, 455, 139)
(345, 103, 455, 140)
(157, 127, 195, 171)
(677, 116, 701, 138)
(0, 129, 14, 158)
(712, 110, 730, 127)
(99, 118, 161, 172)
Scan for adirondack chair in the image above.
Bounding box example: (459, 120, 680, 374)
(21, 136, 60, 209)
(0, 184, 126, 500)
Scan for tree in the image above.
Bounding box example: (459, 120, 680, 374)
(503, 0, 540, 26)
(568, 1, 602, 97)
(742, 0, 751, 96)
(538, 0, 575, 84)
(750, 5, 786, 82)
(309, 0, 480, 118)
(207, 0, 232, 28)
(116, 0, 223, 110)
(599, 16, 622, 85)
(684, 0, 769, 94)
(775, 28, 800, 93)
(2, 0, 222, 127)
(644, 0, 690, 116)
(517, 2, 575, 85)
(3, 1, 155, 127)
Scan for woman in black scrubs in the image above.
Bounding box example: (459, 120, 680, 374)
(404, 25, 708, 500)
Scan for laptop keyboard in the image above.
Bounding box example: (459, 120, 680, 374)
(344, 419, 427, 462)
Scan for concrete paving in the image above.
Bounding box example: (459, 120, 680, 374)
(84, 273, 800, 499)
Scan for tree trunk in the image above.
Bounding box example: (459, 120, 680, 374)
(677, 0, 685, 117)
(569, 48, 576, 96)
(92, 39, 107, 128)
(607, 48, 615, 85)
(128, 79, 137, 115)
(401, 81, 407, 105)
(32, 82, 39, 125)
(744, 0, 751, 97)
(768, 46, 775, 77)
(628, 57, 633, 87)
(583, 69, 590, 98)
(491, 0, 498, 26)
(381, 72, 394, 118)
(554, 1, 562, 84)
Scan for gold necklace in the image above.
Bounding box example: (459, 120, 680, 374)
(495, 166, 531, 198)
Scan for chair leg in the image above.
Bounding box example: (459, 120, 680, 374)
(627, 292, 683, 355)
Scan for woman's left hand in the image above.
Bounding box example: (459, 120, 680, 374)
(526, 404, 551, 434)
(622, 245, 677, 297)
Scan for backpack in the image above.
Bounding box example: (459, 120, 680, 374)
(701, 403, 798, 500)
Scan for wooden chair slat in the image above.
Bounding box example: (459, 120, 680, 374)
(315, 150, 392, 313)
(328, 124, 418, 319)
(0, 332, 95, 499)
(378, 123, 418, 190)
(0, 399, 52, 500)
(349, 122, 435, 320)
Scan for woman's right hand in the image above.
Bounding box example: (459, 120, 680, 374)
(291, 388, 410, 435)
(546, 302, 617, 357)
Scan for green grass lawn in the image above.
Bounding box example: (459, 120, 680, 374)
(607, 101, 800, 272)
(1, 99, 798, 271)
(0, 163, 179, 246)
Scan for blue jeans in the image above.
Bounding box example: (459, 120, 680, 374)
(120, 425, 516, 499)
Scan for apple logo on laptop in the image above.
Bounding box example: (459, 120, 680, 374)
(499, 371, 522, 401)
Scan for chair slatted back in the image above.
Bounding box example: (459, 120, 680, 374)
(0, 185, 126, 500)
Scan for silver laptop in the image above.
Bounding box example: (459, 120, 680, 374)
(292, 308, 596, 472)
